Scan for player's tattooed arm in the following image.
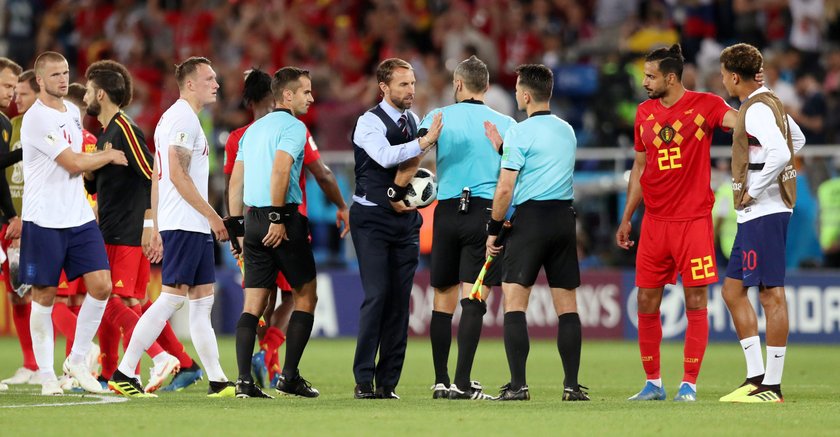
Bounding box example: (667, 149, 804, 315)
(174, 145, 192, 173)
(167, 144, 228, 241)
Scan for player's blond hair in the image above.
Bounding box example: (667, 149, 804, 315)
(34, 51, 68, 76)
(0, 57, 22, 76)
(175, 56, 212, 89)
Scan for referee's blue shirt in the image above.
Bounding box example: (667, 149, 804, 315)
(419, 100, 516, 200)
(501, 111, 576, 205)
(236, 108, 306, 207)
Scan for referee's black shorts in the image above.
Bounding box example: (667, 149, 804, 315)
(430, 197, 502, 288)
(503, 199, 580, 289)
(243, 206, 316, 290)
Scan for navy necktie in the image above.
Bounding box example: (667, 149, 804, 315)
(398, 114, 409, 139)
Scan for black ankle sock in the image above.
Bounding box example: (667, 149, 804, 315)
(283, 311, 314, 379)
(504, 311, 529, 390)
(235, 313, 260, 381)
(760, 383, 782, 395)
(747, 374, 764, 386)
(453, 299, 486, 390)
(557, 313, 582, 389)
(430, 311, 453, 386)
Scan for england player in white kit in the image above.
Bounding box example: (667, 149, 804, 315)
(718, 44, 806, 403)
(20, 52, 128, 395)
(110, 57, 234, 398)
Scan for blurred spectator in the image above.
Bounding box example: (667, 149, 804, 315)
(791, 73, 828, 144)
(3, 0, 42, 66)
(818, 157, 840, 267)
(764, 55, 802, 112)
(789, 0, 824, 69)
(591, 53, 636, 148)
(624, 1, 679, 56)
(731, 0, 767, 49)
(822, 48, 840, 141)
(435, 2, 498, 75)
(787, 159, 824, 268)
(676, 0, 717, 62)
(577, 0, 638, 56)
(712, 162, 738, 268)
(827, 0, 840, 42)
(494, 2, 543, 87)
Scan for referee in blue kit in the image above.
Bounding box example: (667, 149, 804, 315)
(350, 58, 442, 399)
(421, 56, 516, 401)
(484, 64, 588, 402)
(229, 67, 320, 398)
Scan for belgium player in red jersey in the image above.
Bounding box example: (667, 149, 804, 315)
(616, 44, 739, 402)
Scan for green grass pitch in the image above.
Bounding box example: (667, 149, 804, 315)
(1, 337, 838, 436)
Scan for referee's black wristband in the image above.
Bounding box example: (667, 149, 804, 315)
(223, 216, 245, 237)
(387, 183, 409, 202)
(487, 218, 504, 236)
(498, 142, 504, 156)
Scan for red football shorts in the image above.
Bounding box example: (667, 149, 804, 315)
(275, 271, 292, 292)
(107, 244, 150, 300)
(56, 270, 84, 296)
(635, 215, 718, 288)
(1, 223, 13, 294)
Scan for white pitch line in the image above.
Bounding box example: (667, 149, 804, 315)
(0, 394, 129, 408)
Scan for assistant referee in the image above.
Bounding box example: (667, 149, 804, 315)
(421, 56, 515, 401)
(228, 67, 319, 398)
(484, 64, 588, 402)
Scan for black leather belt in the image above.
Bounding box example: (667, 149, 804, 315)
(748, 163, 765, 170)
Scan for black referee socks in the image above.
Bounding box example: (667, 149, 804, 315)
(453, 299, 487, 390)
(235, 313, 260, 382)
(504, 311, 529, 390)
(283, 311, 315, 379)
(557, 312, 582, 389)
(430, 311, 453, 386)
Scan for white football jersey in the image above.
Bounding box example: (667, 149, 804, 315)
(154, 99, 211, 233)
(21, 99, 94, 228)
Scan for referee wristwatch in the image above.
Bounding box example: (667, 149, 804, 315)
(268, 211, 283, 223)
(268, 205, 294, 224)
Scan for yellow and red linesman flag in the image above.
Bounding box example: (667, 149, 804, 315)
(469, 221, 512, 301)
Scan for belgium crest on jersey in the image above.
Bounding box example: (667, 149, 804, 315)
(659, 125, 676, 143)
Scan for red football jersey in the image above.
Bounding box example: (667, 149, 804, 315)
(82, 129, 98, 205)
(224, 124, 320, 215)
(634, 91, 732, 220)
(223, 123, 251, 176)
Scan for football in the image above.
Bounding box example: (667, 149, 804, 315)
(404, 168, 437, 208)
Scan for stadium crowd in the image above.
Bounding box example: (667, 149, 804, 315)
(2, 0, 840, 267)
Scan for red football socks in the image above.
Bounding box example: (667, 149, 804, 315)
(97, 313, 120, 379)
(262, 327, 286, 379)
(12, 302, 38, 370)
(637, 311, 662, 380)
(52, 302, 78, 357)
(683, 308, 709, 384)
